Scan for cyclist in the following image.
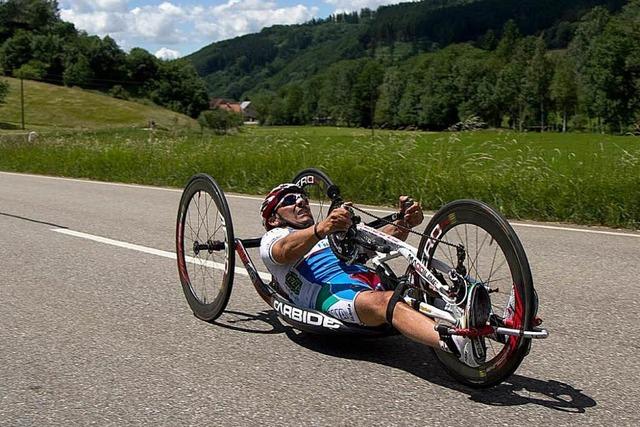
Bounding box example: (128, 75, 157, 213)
(259, 183, 489, 367)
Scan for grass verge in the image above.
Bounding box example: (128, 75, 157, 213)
(0, 77, 197, 130)
(0, 126, 638, 229)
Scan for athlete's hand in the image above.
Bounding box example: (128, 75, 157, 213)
(399, 196, 423, 228)
(318, 206, 352, 236)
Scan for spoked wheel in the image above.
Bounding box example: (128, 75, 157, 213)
(176, 173, 235, 322)
(418, 199, 534, 388)
(291, 168, 339, 221)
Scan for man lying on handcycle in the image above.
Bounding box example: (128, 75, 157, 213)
(260, 183, 490, 367)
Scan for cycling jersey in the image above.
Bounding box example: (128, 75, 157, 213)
(260, 227, 382, 324)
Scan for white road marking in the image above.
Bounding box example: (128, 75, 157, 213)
(52, 228, 272, 281)
(3, 171, 638, 238)
(505, 222, 640, 238)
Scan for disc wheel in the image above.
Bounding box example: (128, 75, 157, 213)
(418, 199, 534, 388)
(176, 173, 235, 322)
(291, 168, 339, 221)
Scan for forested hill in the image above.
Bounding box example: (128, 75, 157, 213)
(368, 0, 625, 44)
(186, 0, 625, 99)
(187, 0, 639, 134)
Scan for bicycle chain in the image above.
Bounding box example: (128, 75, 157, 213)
(349, 204, 461, 249)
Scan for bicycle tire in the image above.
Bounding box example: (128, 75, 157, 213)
(291, 168, 339, 221)
(418, 199, 534, 388)
(176, 173, 235, 322)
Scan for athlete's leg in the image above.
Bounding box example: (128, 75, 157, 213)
(355, 290, 441, 348)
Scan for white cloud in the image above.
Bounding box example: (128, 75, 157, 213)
(60, 1, 320, 53)
(193, 2, 318, 41)
(155, 47, 181, 59)
(60, 9, 128, 33)
(63, 0, 129, 13)
(130, 2, 187, 43)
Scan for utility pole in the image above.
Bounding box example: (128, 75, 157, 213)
(20, 77, 25, 130)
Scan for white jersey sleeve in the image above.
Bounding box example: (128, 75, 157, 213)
(260, 227, 292, 269)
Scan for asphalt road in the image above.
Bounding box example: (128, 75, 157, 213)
(1, 171, 639, 426)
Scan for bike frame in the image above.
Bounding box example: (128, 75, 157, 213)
(233, 237, 395, 335)
(231, 226, 548, 339)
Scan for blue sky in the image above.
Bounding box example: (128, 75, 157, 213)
(58, 1, 401, 59)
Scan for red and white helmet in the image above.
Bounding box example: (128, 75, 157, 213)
(260, 183, 306, 229)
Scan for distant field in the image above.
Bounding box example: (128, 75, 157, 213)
(0, 77, 196, 130)
(0, 126, 638, 229)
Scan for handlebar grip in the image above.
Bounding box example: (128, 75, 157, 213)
(399, 197, 414, 217)
(326, 184, 341, 199)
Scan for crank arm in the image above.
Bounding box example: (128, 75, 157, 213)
(435, 324, 549, 339)
(494, 327, 549, 339)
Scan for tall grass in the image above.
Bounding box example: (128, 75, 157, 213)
(0, 126, 638, 229)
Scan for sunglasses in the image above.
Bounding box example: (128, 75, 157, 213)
(275, 193, 308, 210)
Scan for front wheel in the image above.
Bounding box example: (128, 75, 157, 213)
(418, 199, 534, 388)
(176, 174, 235, 322)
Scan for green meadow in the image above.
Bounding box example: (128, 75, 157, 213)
(0, 125, 638, 229)
(0, 77, 197, 130)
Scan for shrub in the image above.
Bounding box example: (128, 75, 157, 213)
(198, 109, 244, 134)
(109, 84, 130, 100)
(0, 78, 8, 105)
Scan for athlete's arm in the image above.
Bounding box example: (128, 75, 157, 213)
(270, 207, 352, 264)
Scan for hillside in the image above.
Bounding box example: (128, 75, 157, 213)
(183, 0, 639, 134)
(186, 0, 625, 99)
(0, 78, 197, 131)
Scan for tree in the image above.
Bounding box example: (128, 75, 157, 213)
(417, 50, 460, 129)
(523, 37, 552, 131)
(0, 79, 9, 105)
(550, 55, 578, 132)
(575, 10, 639, 133)
(568, 6, 611, 131)
(284, 83, 304, 124)
(84, 35, 126, 85)
(374, 67, 404, 127)
(496, 20, 521, 59)
(300, 75, 322, 124)
(0, 30, 33, 74)
(127, 48, 158, 84)
(109, 84, 129, 100)
(151, 60, 209, 118)
(198, 109, 243, 134)
(14, 59, 46, 79)
(0, 0, 60, 40)
(495, 45, 528, 130)
(569, 7, 611, 72)
(397, 78, 422, 127)
(454, 48, 500, 127)
(31, 33, 65, 77)
(250, 90, 275, 125)
(352, 59, 383, 128)
(63, 54, 92, 86)
(316, 60, 360, 126)
(478, 29, 498, 50)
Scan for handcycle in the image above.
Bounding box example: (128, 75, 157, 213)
(175, 168, 549, 388)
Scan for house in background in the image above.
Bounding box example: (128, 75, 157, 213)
(210, 98, 258, 123)
(240, 101, 258, 123)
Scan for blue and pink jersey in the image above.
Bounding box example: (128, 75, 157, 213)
(260, 227, 382, 324)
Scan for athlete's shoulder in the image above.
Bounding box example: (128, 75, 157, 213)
(261, 226, 293, 243)
(260, 227, 295, 265)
